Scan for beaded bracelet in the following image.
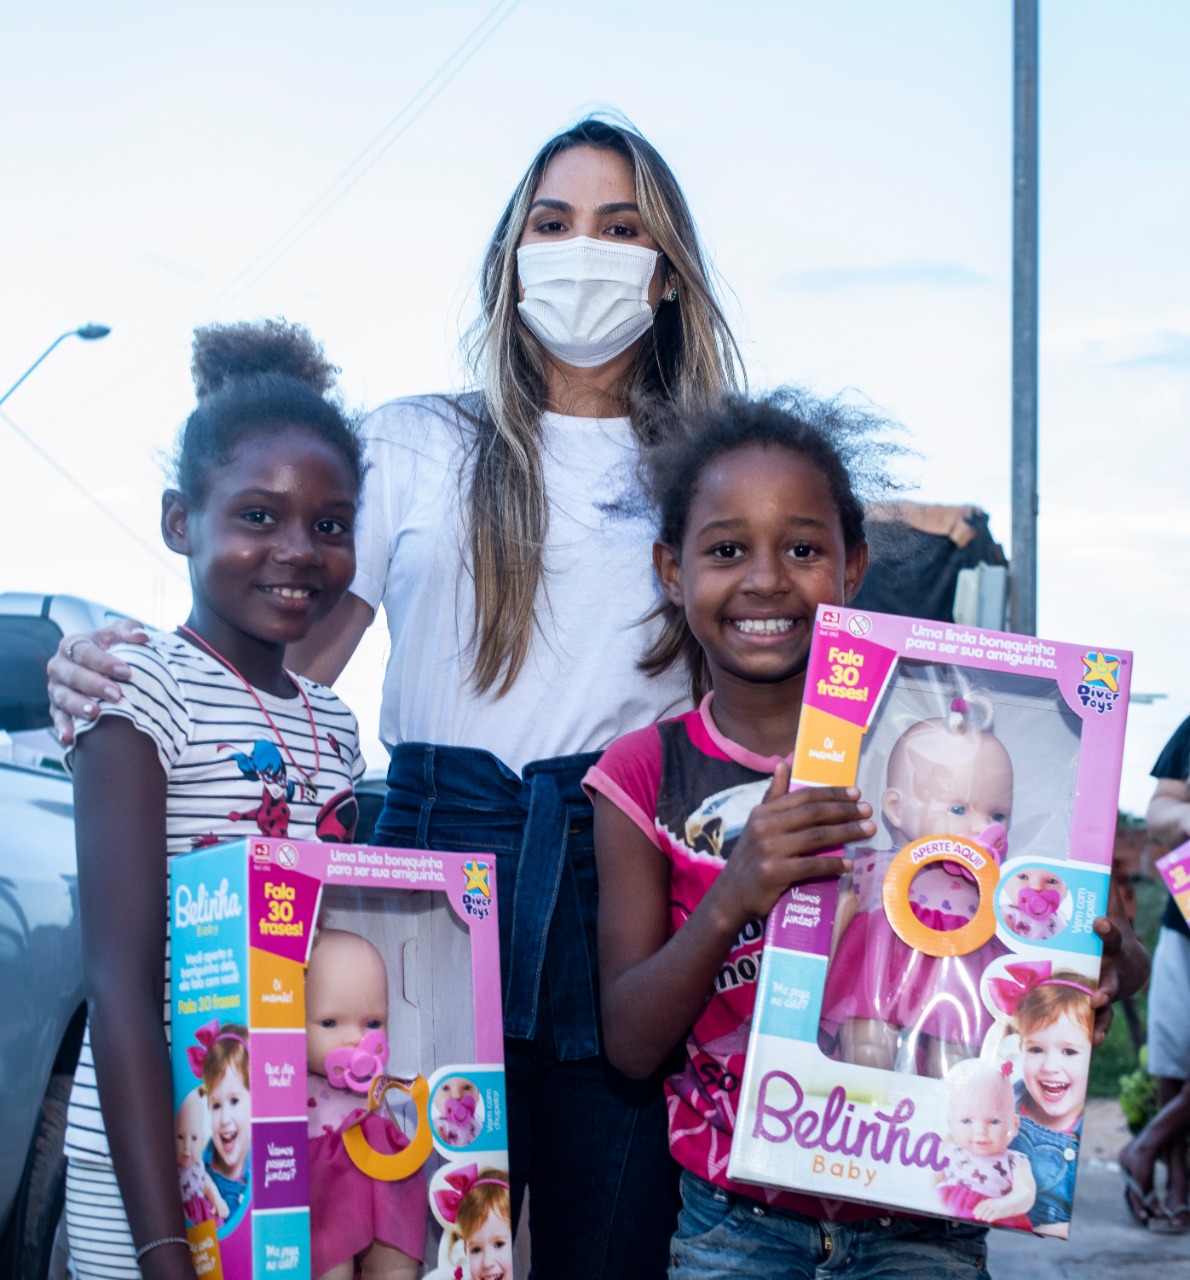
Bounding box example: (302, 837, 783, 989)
(134, 1235, 191, 1263)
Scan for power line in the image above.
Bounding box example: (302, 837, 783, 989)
(178, 0, 524, 326)
(1, 408, 185, 578)
(9, 0, 526, 573)
(43, 0, 524, 423)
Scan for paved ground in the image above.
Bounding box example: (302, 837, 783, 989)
(986, 1099, 1190, 1278)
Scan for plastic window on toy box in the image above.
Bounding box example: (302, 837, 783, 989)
(307, 886, 506, 1280)
(817, 661, 1085, 1081)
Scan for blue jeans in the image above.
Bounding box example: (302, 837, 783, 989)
(671, 1172, 990, 1280)
(373, 743, 680, 1279)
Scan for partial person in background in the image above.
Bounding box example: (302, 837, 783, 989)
(47, 116, 741, 1279)
(1119, 715, 1190, 1235)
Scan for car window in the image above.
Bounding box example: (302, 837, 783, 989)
(0, 617, 62, 732)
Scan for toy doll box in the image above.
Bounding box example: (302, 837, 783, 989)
(170, 837, 508, 1280)
(1156, 840, 1190, 925)
(729, 606, 1131, 1238)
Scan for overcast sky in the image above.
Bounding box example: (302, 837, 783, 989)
(2, 1, 1187, 814)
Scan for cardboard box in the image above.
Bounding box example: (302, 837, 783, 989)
(730, 607, 1130, 1238)
(1156, 840, 1190, 926)
(170, 837, 507, 1278)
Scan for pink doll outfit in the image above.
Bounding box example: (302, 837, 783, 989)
(179, 1161, 212, 1225)
(821, 840, 1008, 1050)
(937, 1145, 1033, 1231)
(307, 1059, 429, 1276)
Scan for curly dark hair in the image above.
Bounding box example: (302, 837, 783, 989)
(175, 319, 364, 504)
(639, 388, 907, 699)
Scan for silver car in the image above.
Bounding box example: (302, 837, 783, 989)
(0, 593, 126, 1280)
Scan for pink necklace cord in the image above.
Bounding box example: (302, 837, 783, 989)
(177, 625, 320, 787)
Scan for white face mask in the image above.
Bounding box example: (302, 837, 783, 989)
(515, 236, 661, 369)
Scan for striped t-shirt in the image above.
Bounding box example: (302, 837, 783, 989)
(64, 631, 364, 1166)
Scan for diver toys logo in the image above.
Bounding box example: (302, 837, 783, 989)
(461, 860, 492, 919)
(1077, 651, 1122, 715)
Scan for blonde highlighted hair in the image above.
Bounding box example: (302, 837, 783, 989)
(463, 115, 743, 695)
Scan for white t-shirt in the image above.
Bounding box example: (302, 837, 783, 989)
(350, 395, 689, 773)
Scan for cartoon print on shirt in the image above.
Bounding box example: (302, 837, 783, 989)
(220, 739, 315, 836)
(314, 788, 358, 843)
(672, 778, 769, 861)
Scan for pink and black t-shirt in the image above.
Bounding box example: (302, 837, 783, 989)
(585, 696, 867, 1219)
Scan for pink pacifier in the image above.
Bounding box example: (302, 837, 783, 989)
(443, 1093, 477, 1126)
(940, 822, 1009, 882)
(1017, 886, 1061, 921)
(325, 1030, 389, 1094)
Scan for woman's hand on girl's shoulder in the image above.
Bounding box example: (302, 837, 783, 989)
(709, 763, 875, 926)
(47, 617, 150, 743)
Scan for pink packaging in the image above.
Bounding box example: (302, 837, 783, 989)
(729, 606, 1130, 1238)
(170, 837, 508, 1279)
(1156, 840, 1190, 926)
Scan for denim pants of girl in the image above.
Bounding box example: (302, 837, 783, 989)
(671, 1172, 991, 1280)
(373, 743, 680, 1280)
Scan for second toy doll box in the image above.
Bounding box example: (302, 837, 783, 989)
(170, 837, 509, 1280)
(729, 606, 1130, 1238)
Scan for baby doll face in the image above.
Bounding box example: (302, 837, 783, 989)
(306, 929, 389, 1076)
(208, 1063, 250, 1177)
(1008, 867, 1065, 904)
(466, 1209, 513, 1280)
(883, 721, 1013, 846)
(1020, 1009, 1091, 1132)
(948, 1077, 1018, 1157)
(175, 1092, 205, 1170)
(440, 1077, 478, 1107)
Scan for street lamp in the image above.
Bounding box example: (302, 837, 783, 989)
(0, 323, 112, 408)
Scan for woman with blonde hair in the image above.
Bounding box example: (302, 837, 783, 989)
(51, 115, 741, 1277)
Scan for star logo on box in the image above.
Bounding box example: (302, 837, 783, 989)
(1081, 651, 1119, 692)
(463, 860, 491, 897)
(1077, 651, 1122, 714)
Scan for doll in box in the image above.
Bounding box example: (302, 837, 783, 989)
(820, 693, 1012, 1077)
(306, 928, 430, 1280)
(936, 1057, 1035, 1228)
(175, 1087, 230, 1224)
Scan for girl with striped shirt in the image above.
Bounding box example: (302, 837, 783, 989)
(65, 320, 365, 1280)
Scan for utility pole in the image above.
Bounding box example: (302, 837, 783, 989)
(1010, 0, 1039, 635)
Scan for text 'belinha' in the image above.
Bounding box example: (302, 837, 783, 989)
(751, 1073, 946, 1173)
(174, 879, 243, 928)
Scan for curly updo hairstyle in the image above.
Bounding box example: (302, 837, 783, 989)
(174, 318, 364, 505)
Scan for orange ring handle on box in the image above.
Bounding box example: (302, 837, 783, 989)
(881, 834, 1000, 958)
(342, 1073, 433, 1181)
